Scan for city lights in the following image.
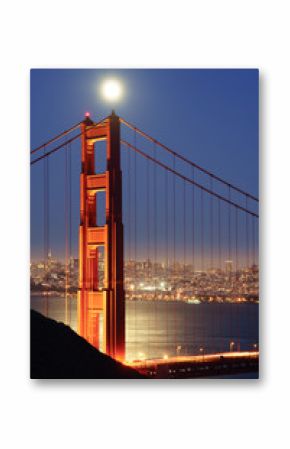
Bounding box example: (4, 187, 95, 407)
(138, 352, 146, 361)
(31, 254, 259, 304)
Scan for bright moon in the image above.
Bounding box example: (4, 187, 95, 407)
(101, 79, 122, 102)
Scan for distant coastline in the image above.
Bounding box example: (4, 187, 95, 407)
(31, 290, 258, 304)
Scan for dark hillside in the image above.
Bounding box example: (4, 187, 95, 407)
(31, 310, 144, 379)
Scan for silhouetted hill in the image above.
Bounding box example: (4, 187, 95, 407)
(31, 310, 144, 379)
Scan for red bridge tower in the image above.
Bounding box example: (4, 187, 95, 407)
(78, 112, 125, 362)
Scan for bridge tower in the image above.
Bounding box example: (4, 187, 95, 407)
(78, 111, 125, 362)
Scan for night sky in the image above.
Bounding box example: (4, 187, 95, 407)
(31, 69, 258, 265)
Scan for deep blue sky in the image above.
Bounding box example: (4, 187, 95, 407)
(31, 69, 258, 193)
(31, 69, 258, 265)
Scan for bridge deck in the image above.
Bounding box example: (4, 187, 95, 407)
(126, 351, 259, 379)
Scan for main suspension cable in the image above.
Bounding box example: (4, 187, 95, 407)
(31, 132, 82, 165)
(121, 139, 259, 218)
(120, 118, 258, 202)
(31, 117, 109, 165)
(31, 122, 82, 154)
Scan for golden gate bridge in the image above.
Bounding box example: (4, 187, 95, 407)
(30, 111, 259, 377)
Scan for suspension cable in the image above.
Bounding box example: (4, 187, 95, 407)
(246, 196, 250, 268)
(210, 176, 214, 270)
(228, 186, 232, 267)
(183, 178, 186, 352)
(134, 129, 137, 293)
(128, 136, 131, 262)
(31, 122, 82, 154)
(173, 154, 177, 352)
(236, 207, 240, 351)
(134, 129, 137, 355)
(201, 188, 204, 273)
(218, 198, 222, 271)
(165, 168, 169, 352)
(228, 186, 233, 350)
(121, 139, 259, 218)
(192, 166, 195, 275)
(31, 132, 82, 165)
(218, 198, 222, 352)
(31, 117, 109, 165)
(65, 143, 69, 325)
(68, 141, 72, 325)
(253, 216, 258, 268)
(153, 141, 157, 300)
(145, 138, 150, 357)
(120, 117, 259, 202)
(200, 187, 205, 353)
(43, 145, 49, 317)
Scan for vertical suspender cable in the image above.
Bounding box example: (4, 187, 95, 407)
(252, 215, 257, 350)
(210, 176, 215, 352)
(183, 178, 186, 354)
(43, 146, 46, 316)
(134, 129, 137, 358)
(146, 143, 150, 358)
(246, 196, 249, 270)
(252, 215, 255, 267)
(192, 167, 195, 355)
(153, 142, 157, 355)
(125, 142, 129, 353)
(245, 196, 250, 350)
(173, 154, 177, 355)
(128, 136, 131, 263)
(153, 142, 157, 297)
(127, 138, 133, 357)
(134, 130, 137, 285)
(235, 207, 238, 287)
(200, 188, 204, 353)
(218, 199, 222, 269)
(201, 189, 204, 272)
(210, 176, 214, 271)
(228, 186, 232, 263)
(236, 206, 240, 351)
(43, 145, 49, 317)
(165, 168, 169, 355)
(68, 141, 72, 327)
(247, 197, 254, 349)
(47, 150, 50, 317)
(218, 198, 222, 352)
(65, 143, 69, 325)
(64, 141, 72, 327)
(228, 186, 233, 351)
(192, 167, 195, 274)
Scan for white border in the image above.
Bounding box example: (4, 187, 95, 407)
(1, 1, 290, 448)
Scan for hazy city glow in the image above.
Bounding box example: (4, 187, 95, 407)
(31, 253, 258, 304)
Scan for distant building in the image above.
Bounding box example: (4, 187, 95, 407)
(225, 260, 233, 273)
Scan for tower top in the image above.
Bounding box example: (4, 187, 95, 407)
(83, 112, 93, 125)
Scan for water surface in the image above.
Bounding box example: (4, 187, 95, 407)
(31, 296, 258, 361)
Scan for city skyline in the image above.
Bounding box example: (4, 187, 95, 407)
(31, 253, 258, 303)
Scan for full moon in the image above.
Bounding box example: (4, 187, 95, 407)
(101, 79, 123, 102)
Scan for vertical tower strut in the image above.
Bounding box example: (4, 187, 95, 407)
(78, 112, 125, 362)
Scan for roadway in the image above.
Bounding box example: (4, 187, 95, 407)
(126, 351, 259, 378)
